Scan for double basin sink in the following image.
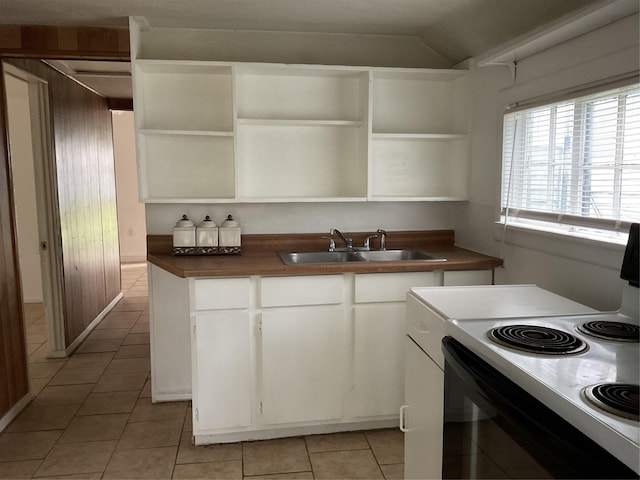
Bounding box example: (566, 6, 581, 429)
(279, 249, 446, 265)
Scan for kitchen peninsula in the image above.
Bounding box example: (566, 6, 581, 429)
(147, 230, 502, 444)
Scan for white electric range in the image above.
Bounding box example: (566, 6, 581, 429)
(446, 283, 639, 474)
(404, 284, 601, 480)
(405, 225, 639, 478)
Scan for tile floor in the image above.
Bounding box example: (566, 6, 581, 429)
(3, 263, 405, 479)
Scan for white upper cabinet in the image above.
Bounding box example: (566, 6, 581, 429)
(133, 61, 236, 201)
(131, 23, 470, 203)
(370, 69, 469, 200)
(234, 66, 369, 202)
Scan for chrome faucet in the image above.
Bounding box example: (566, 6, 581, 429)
(376, 229, 387, 250)
(321, 236, 336, 252)
(330, 228, 353, 250)
(364, 234, 378, 250)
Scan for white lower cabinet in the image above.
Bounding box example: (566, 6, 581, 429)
(261, 308, 346, 424)
(178, 269, 493, 443)
(352, 272, 437, 419)
(192, 310, 252, 434)
(353, 304, 405, 417)
(404, 337, 443, 480)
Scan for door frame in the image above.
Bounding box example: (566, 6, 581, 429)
(3, 62, 66, 355)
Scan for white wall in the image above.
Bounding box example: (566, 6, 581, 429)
(457, 13, 639, 311)
(112, 111, 147, 263)
(137, 27, 451, 68)
(146, 202, 461, 235)
(5, 73, 43, 303)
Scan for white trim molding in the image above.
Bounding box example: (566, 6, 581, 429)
(62, 292, 124, 356)
(0, 393, 31, 433)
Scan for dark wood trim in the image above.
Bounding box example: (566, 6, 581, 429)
(0, 25, 130, 60)
(107, 98, 133, 111)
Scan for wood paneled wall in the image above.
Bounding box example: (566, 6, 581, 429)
(0, 24, 127, 426)
(0, 66, 29, 422)
(7, 58, 121, 345)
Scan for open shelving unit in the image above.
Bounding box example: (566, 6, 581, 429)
(130, 22, 471, 203)
(236, 123, 367, 201)
(234, 65, 369, 201)
(369, 69, 469, 201)
(133, 60, 236, 201)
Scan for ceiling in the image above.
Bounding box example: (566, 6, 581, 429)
(2, 0, 634, 99)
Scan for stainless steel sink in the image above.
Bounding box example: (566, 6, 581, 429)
(278, 249, 445, 265)
(355, 249, 446, 262)
(279, 251, 365, 265)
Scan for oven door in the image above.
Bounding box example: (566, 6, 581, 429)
(441, 336, 637, 479)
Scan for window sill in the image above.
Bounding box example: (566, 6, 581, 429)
(493, 220, 627, 271)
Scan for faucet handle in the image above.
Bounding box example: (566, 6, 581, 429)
(376, 228, 387, 250)
(364, 234, 378, 250)
(321, 236, 336, 252)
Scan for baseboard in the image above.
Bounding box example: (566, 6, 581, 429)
(23, 297, 44, 304)
(193, 418, 399, 445)
(152, 389, 192, 403)
(121, 255, 147, 263)
(64, 292, 124, 355)
(0, 393, 32, 432)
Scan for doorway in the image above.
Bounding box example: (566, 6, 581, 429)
(112, 110, 147, 265)
(3, 63, 66, 372)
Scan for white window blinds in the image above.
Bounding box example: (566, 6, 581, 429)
(501, 83, 640, 235)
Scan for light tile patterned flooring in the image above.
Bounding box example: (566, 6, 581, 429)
(3, 263, 405, 479)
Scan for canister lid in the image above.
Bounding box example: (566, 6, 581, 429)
(175, 214, 195, 228)
(198, 215, 217, 228)
(221, 214, 240, 228)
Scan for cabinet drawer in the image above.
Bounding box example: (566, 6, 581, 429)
(443, 270, 492, 286)
(260, 275, 343, 307)
(355, 272, 437, 303)
(194, 277, 251, 310)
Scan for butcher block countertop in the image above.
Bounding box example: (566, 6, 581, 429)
(147, 230, 503, 278)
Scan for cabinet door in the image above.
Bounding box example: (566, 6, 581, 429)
(353, 304, 405, 417)
(261, 308, 345, 424)
(192, 311, 252, 433)
(404, 337, 443, 480)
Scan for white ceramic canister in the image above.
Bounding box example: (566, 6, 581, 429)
(173, 214, 196, 247)
(218, 214, 241, 247)
(196, 215, 218, 247)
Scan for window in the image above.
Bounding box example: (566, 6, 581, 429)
(501, 83, 640, 240)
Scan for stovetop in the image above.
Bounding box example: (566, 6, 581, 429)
(447, 305, 639, 474)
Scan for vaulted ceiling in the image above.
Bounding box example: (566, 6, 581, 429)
(2, 0, 605, 64)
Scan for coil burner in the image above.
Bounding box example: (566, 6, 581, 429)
(488, 325, 588, 355)
(577, 321, 640, 342)
(583, 383, 639, 421)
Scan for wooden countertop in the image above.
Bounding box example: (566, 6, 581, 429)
(147, 231, 503, 278)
